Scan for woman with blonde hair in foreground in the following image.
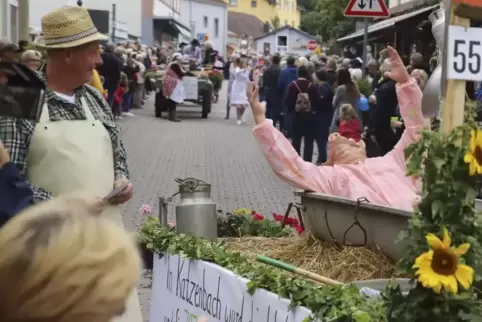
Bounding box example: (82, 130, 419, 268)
(0, 196, 141, 322)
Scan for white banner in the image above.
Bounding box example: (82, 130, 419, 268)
(183, 77, 199, 100)
(150, 253, 312, 322)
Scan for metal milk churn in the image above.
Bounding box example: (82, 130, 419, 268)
(174, 178, 218, 240)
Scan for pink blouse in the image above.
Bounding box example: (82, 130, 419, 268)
(253, 78, 424, 211)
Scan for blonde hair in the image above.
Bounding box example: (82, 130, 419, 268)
(411, 68, 429, 90)
(0, 197, 141, 322)
(340, 103, 356, 121)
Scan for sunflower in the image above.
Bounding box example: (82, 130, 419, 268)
(464, 129, 482, 176)
(413, 228, 473, 294)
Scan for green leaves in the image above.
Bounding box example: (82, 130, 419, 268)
(139, 224, 386, 321)
(392, 112, 482, 319)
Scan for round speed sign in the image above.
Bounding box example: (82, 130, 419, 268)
(306, 40, 317, 51)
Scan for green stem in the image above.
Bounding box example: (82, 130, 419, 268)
(257, 255, 296, 272)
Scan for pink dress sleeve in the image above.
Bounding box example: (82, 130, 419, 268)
(387, 78, 425, 169)
(253, 120, 334, 193)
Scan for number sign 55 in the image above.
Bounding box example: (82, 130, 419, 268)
(447, 26, 482, 81)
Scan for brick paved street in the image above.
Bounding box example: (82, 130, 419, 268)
(118, 82, 295, 320)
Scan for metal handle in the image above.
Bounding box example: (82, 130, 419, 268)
(174, 177, 206, 192)
(343, 197, 369, 247)
(158, 196, 172, 227)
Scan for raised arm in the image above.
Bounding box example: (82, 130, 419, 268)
(382, 47, 425, 169)
(247, 83, 334, 193)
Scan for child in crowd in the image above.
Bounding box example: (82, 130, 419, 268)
(326, 104, 366, 165)
(113, 73, 128, 119)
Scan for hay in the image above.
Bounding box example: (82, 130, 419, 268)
(224, 235, 396, 283)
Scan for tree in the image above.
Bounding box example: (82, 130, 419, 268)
(270, 15, 281, 29)
(300, 0, 357, 40)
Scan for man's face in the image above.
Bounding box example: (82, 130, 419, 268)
(61, 41, 102, 86)
(368, 65, 377, 76)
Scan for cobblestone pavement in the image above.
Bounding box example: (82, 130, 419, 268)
(118, 82, 296, 321)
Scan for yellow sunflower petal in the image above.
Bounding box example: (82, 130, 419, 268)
(476, 129, 482, 146)
(413, 251, 433, 268)
(419, 272, 441, 289)
(465, 153, 474, 164)
(443, 275, 459, 294)
(442, 228, 451, 248)
(432, 283, 442, 294)
(476, 164, 482, 175)
(455, 264, 474, 290)
(469, 163, 476, 176)
(453, 243, 471, 255)
(426, 233, 446, 250)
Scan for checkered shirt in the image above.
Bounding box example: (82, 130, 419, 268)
(0, 72, 130, 202)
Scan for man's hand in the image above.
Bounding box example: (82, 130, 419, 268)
(0, 141, 9, 168)
(247, 82, 266, 125)
(391, 120, 403, 128)
(108, 179, 133, 205)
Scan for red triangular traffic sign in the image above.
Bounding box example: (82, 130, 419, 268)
(344, 0, 390, 17)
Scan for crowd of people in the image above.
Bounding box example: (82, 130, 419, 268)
(224, 46, 436, 165)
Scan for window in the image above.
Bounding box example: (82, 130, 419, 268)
(277, 35, 287, 46)
(292, 20, 295, 26)
(284, 0, 288, 10)
(276, 0, 280, 8)
(284, 19, 288, 25)
(203, 16, 208, 27)
(251, 0, 257, 7)
(291, 2, 295, 11)
(214, 18, 219, 38)
(229, 0, 237, 6)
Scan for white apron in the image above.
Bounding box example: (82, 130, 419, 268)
(26, 98, 142, 322)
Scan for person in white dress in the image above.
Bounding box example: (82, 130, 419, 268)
(229, 58, 250, 125)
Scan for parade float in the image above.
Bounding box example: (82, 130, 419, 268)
(139, 1, 482, 320)
(147, 63, 213, 119)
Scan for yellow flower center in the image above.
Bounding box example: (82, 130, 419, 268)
(475, 146, 482, 165)
(431, 249, 458, 275)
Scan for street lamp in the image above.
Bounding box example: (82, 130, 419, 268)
(77, 0, 83, 6)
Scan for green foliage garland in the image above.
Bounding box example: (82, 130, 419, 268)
(139, 217, 386, 321)
(385, 103, 482, 321)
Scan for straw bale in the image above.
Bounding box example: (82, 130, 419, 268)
(224, 235, 396, 283)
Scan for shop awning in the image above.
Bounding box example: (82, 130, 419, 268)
(153, 17, 192, 41)
(337, 4, 439, 42)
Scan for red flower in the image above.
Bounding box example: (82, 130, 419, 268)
(253, 214, 264, 221)
(296, 226, 304, 234)
(272, 213, 283, 222)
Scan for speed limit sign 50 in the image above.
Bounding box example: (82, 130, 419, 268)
(447, 25, 482, 81)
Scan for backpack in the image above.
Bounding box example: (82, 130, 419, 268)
(293, 81, 312, 113)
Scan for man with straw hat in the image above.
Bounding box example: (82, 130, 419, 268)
(0, 6, 142, 322)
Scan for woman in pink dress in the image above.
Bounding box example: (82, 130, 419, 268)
(248, 47, 424, 211)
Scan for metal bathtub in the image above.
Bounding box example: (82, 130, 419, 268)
(296, 191, 482, 261)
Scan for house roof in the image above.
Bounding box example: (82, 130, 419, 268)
(227, 12, 265, 39)
(253, 25, 316, 41)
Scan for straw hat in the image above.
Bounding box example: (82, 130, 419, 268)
(35, 6, 107, 49)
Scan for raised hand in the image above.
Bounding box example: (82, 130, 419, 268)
(383, 46, 410, 84)
(247, 82, 266, 125)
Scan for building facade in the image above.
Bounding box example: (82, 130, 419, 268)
(29, 0, 142, 39)
(1, 0, 18, 41)
(179, 0, 227, 57)
(226, 0, 299, 29)
(253, 25, 315, 56)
